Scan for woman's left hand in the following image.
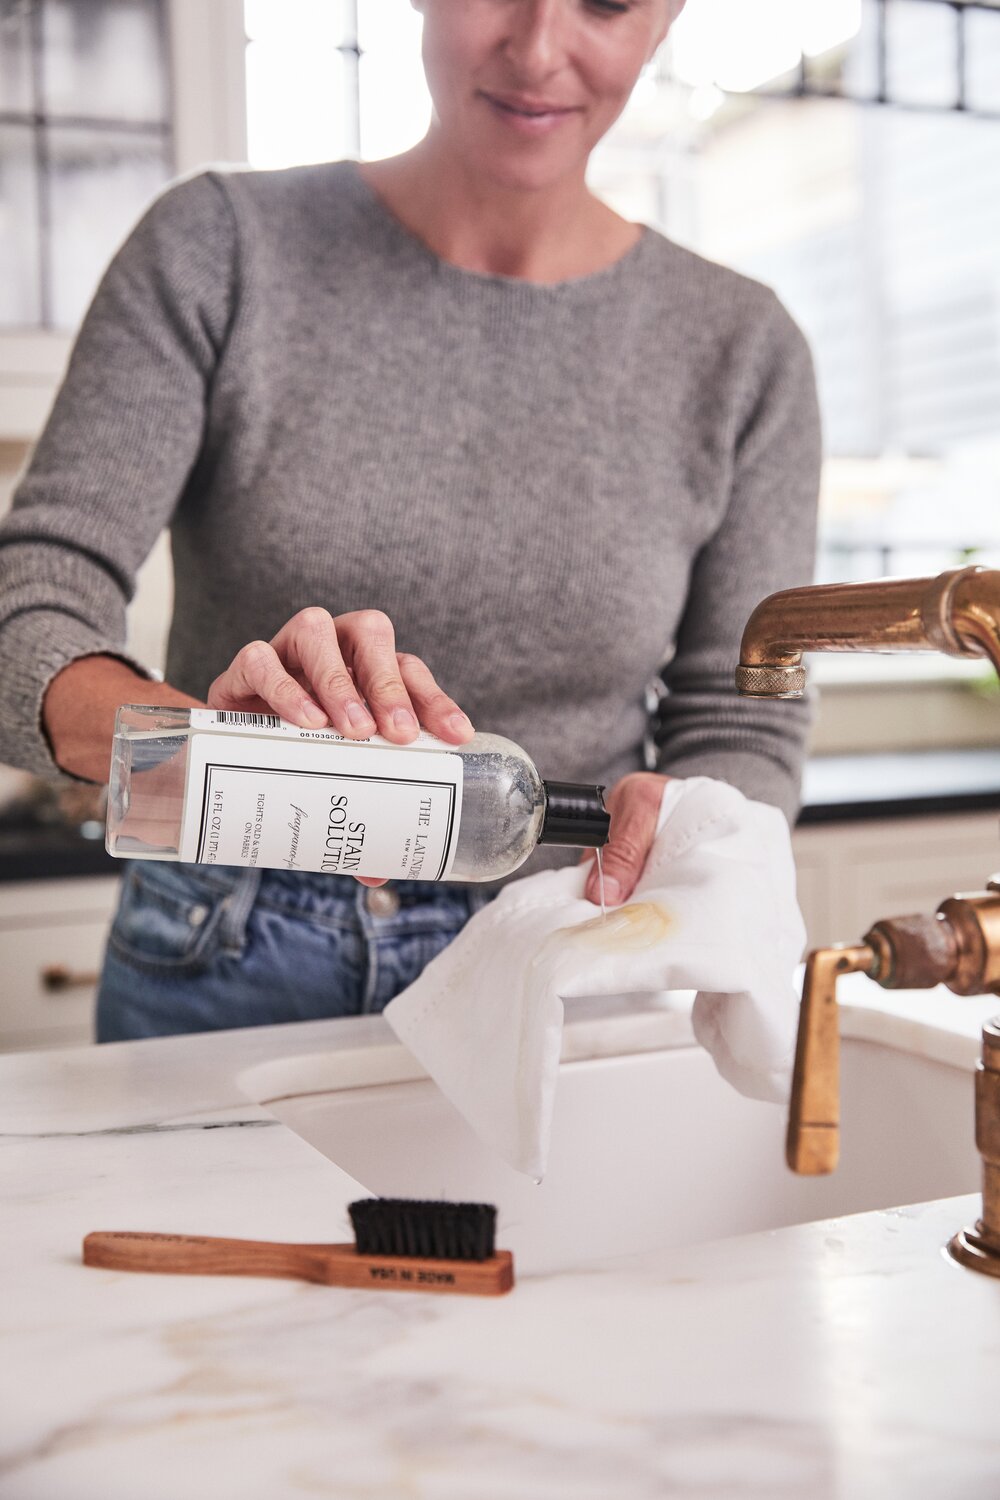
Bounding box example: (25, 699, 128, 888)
(579, 771, 669, 907)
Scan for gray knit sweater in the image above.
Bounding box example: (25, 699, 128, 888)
(0, 161, 820, 880)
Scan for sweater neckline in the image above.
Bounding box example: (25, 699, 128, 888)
(341, 159, 652, 296)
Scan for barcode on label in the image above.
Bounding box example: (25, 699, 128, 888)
(215, 711, 282, 728)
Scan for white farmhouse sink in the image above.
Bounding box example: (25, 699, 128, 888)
(239, 982, 991, 1277)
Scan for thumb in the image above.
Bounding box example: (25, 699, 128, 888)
(585, 812, 656, 907)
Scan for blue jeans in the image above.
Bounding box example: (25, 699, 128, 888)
(96, 861, 498, 1042)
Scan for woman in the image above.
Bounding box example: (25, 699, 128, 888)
(0, 0, 820, 1039)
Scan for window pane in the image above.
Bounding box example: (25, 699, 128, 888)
(245, 32, 350, 167)
(966, 10, 1000, 114)
(41, 0, 168, 123)
(885, 0, 960, 110)
(0, 123, 41, 326)
(358, 1, 429, 161)
(245, 0, 432, 167)
(842, 0, 882, 101)
(245, 0, 349, 45)
(0, 0, 34, 114)
(45, 124, 168, 327)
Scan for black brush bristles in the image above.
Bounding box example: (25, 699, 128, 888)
(348, 1198, 497, 1262)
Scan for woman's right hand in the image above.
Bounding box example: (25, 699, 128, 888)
(207, 607, 476, 748)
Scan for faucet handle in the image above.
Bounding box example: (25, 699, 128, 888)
(786, 943, 875, 1175)
(788, 891, 1000, 1178)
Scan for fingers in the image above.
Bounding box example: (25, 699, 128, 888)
(333, 610, 421, 743)
(208, 609, 475, 747)
(271, 609, 377, 737)
(395, 653, 474, 743)
(207, 640, 329, 728)
(583, 773, 668, 908)
(336, 611, 474, 745)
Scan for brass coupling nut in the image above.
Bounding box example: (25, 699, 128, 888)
(734, 663, 806, 699)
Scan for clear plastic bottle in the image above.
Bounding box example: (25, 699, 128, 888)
(106, 705, 610, 883)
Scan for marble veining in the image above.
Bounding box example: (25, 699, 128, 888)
(1, 1115, 280, 1140)
(2, 990, 999, 1498)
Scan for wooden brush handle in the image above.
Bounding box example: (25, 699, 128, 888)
(83, 1230, 338, 1283)
(83, 1230, 515, 1295)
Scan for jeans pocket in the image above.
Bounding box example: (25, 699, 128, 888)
(107, 863, 232, 976)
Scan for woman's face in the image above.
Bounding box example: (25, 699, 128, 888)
(415, 0, 678, 192)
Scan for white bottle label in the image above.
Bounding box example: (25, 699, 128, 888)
(179, 715, 463, 880)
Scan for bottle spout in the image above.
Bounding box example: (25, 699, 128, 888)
(538, 782, 611, 849)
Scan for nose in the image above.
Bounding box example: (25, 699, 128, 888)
(503, 0, 572, 81)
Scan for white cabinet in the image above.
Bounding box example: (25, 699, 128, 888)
(793, 810, 1000, 949)
(0, 877, 120, 1052)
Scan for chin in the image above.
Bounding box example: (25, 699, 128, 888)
(467, 142, 588, 196)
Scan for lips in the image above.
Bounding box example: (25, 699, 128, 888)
(486, 93, 574, 116)
(479, 90, 580, 133)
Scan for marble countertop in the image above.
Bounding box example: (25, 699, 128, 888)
(2, 992, 1000, 1499)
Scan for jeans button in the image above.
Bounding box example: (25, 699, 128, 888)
(365, 885, 401, 918)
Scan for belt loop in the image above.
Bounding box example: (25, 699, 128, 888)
(218, 868, 263, 954)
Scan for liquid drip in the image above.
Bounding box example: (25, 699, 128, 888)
(595, 847, 606, 919)
(567, 900, 674, 952)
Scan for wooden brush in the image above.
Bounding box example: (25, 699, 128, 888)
(83, 1197, 514, 1296)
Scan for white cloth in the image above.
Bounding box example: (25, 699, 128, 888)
(384, 777, 806, 1181)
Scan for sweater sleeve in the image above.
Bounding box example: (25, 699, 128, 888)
(653, 292, 821, 823)
(0, 170, 237, 777)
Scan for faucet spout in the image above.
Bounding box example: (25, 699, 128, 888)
(735, 566, 1000, 698)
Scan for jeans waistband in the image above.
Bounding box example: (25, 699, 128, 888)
(155, 862, 497, 918)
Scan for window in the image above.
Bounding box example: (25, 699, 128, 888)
(244, 0, 428, 169)
(0, 0, 173, 330)
(658, 1, 1000, 595)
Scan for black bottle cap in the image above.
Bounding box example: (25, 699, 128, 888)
(538, 781, 611, 849)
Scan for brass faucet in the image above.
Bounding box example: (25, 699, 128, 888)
(735, 566, 1000, 1277)
(735, 564, 1000, 694)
